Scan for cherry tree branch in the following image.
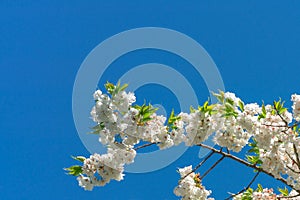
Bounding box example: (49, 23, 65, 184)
(277, 193, 300, 199)
(225, 172, 260, 200)
(180, 150, 215, 181)
(197, 143, 300, 194)
(273, 102, 288, 126)
(200, 155, 225, 179)
(134, 142, 157, 150)
(293, 144, 300, 169)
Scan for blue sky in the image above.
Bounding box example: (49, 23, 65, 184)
(1, 1, 300, 199)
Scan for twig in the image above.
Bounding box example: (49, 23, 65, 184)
(200, 155, 225, 179)
(180, 150, 215, 181)
(293, 144, 300, 169)
(285, 150, 298, 168)
(289, 121, 300, 129)
(261, 121, 300, 129)
(197, 143, 300, 194)
(225, 172, 260, 200)
(134, 142, 157, 150)
(286, 165, 300, 174)
(277, 193, 300, 199)
(274, 102, 288, 126)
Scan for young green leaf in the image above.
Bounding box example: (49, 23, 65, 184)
(257, 184, 263, 192)
(278, 187, 289, 196)
(238, 100, 245, 112)
(64, 165, 83, 176)
(71, 156, 86, 163)
(190, 106, 196, 113)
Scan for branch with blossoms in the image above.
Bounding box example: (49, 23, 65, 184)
(65, 81, 300, 199)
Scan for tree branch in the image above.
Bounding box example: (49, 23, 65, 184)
(278, 193, 300, 199)
(293, 143, 300, 169)
(180, 150, 215, 181)
(197, 143, 300, 194)
(200, 155, 225, 179)
(134, 142, 157, 150)
(274, 102, 288, 126)
(225, 172, 260, 200)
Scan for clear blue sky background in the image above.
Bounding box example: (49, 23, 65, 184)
(1, 1, 300, 199)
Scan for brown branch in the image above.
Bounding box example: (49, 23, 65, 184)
(197, 143, 300, 194)
(286, 165, 300, 174)
(200, 155, 225, 179)
(273, 102, 288, 126)
(225, 172, 260, 200)
(180, 150, 215, 181)
(289, 121, 300, 129)
(293, 144, 300, 169)
(285, 145, 300, 173)
(261, 121, 300, 129)
(134, 142, 157, 150)
(277, 193, 300, 199)
(262, 123, 287, 128)
(285, 150, 298, 168)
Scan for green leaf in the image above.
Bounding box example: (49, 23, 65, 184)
(71, 156, 86, 163)
(168, 109, 176, 124)
(279, 107, 287, 115)
(278, 187, 289, 196)
(257, 184, 263, 192)
(134, 103, 158, 125)
(203, 101, 209, 110)
(258, 103, 266, 120)
(248, 138, 260, 155)
(143, 111, 152, 119)
(225, 98, 235, 106)
(64, 165, 83, 176)
(222, 109, 238, 118)
(140, 116, 152, 123)
(212, 91, 225, 103)
(104, 81, 129, 96)
(262, 103, 266, 115)
(246, 155, 262, 165)
(241, 188, 253, 200)
(105, 81, 115, 95)
(167, 109, 181, 130)
(190, 106, 196, 113)
(274, 100, 280, 110)
(119, 83, 128, 92)
(248, 147, 259, 154)
(198, 101, 216, 114)
(225, 102, 234, 110)
(89, 122, 105, 134)
(238, 100, 245, 112)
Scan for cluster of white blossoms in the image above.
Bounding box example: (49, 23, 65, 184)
(180, 111, 215, 146)
(286, 190, 300, 200)
(77, 148, 136, 191)
(233, 187, 277, 200)
(250, 188, 277, 200)
(209, 93, 255, 152)
(91, 85, 259, 153)
(249, 104, 300, 190)
(292, 94, 300, 121)
(234, 187, 300, 200)
(66, 82, 300, 199)
(174, 166, 213, 200)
